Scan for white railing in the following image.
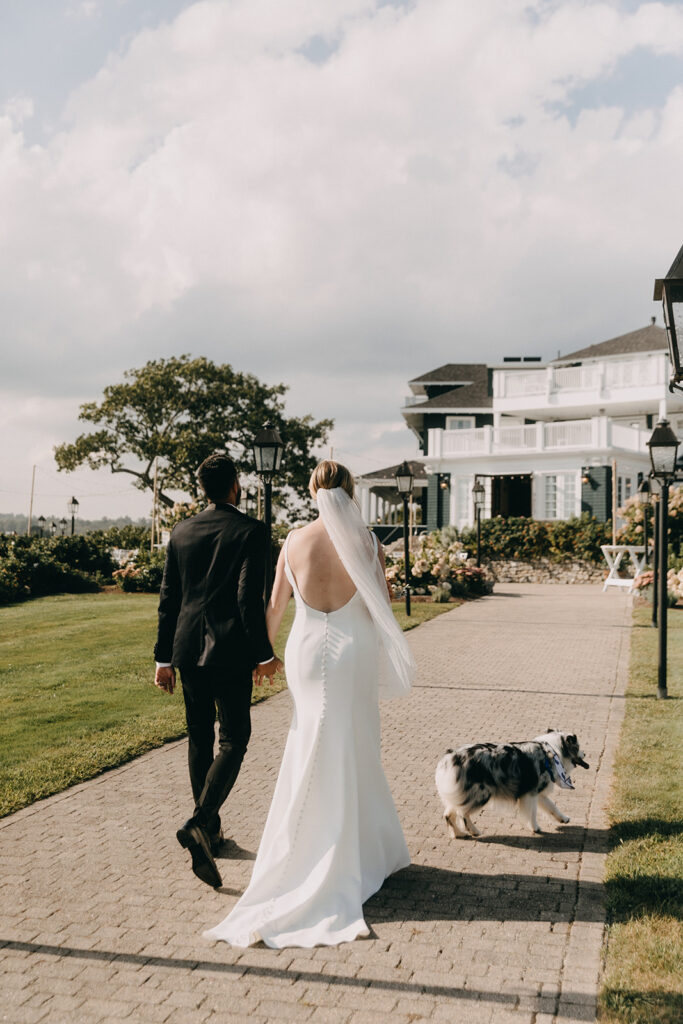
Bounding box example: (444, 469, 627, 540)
(604, 359, 661, 388)
(544, 419, 592, 447)
(610, 423, 645, 450)
(442, 429, 487, 454)
(551, 365, 600, 390)
(495, 355, 666, 401)
(429, 416, 647, 458)
(502, 372, 546, 396)
(495, 424, 538, 449)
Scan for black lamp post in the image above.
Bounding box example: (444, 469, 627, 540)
(654, 244, 683, 391)
(253, 425, 285, 603)
(395, 461, 414, 616)
(37, 515, 45, 538)
(60, 518, 67, 537)
(635, 477, 652, 562)
(647, 419, 679, 699)
(67, 496, 79, 536)
(472, 480, 485, 567)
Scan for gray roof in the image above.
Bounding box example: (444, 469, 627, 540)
(357, 459, 426, 482)
(554, 323, 667, 363)
(409, 363, 487, 384)
(407, 380, 492, 410)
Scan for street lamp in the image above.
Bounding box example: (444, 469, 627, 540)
(67, 496, 79, 536)
(472, 480, 485, 567)
(654, 243, 683, 391)
(647, 419, 679, 699)
(395, 460, 414, 616)
(60, 518, 67, 536)
(635, 477, 652, 562)
(37, 515, 45, 538)
(252, 425, 285, 603)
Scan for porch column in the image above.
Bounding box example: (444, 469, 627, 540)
(360, 486, 370, 523)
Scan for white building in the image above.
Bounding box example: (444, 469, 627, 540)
(358, 322, 683, 530)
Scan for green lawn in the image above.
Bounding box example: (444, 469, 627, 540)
(0, 592, 453, 817)
(599, 606, 683, 1024)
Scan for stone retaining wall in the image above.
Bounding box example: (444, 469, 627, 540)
(484, 557, 607, 585)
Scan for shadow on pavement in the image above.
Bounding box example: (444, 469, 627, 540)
(476, 825, 609, 853)
(0, 938, 597, 1017)
(365, 863, 603, 924)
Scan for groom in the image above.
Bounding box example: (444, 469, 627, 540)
(154, 453, 282, 888)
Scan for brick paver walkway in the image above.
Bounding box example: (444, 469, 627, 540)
(0, 583, 631, 1024)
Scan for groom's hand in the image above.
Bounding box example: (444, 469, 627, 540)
(253, 657, 283, 687)
(155, 665, 176, 694)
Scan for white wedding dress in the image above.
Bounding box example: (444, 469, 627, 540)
(204, 521, 411, 949)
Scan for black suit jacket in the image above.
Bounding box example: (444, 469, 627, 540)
(154, 504, 274, 670)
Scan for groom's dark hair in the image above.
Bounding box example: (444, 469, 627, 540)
(197, 454, 238, 502)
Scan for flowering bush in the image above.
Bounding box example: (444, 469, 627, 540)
(616, 485, 683, 554)
(385, 528, 494, 600)
(459, 514, 612, 564)
(113, 548, 166, 592)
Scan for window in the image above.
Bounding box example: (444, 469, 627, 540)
(445, 415, 475, 430)
(544, 473, 577, 519)
(544, 476, 557, 519)
(455, 478, 470, 528)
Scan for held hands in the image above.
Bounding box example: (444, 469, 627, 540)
(155, 665, 176, 694)
(253, 657, 284, 687)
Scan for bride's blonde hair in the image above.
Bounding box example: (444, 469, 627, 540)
(309, 460, 355, 499)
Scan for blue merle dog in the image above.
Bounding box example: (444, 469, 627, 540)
(435, 730, 589, 838)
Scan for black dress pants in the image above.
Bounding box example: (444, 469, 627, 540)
(179, 664, 253, 835)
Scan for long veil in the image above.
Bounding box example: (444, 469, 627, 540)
(316, 487, 415, 700)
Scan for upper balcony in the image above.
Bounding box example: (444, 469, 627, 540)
(493, 354, 670, 416)
(426, 416, 648, 460)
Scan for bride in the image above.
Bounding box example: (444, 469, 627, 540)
(204, 460, 415, 949)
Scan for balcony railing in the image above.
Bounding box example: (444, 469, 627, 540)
(494, 355, 666, 401)
(428, 417, 646, 458)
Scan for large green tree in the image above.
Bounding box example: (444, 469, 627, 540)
(54, 355, 333, 511)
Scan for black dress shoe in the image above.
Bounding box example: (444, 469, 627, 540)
(176, 820, 223, 888)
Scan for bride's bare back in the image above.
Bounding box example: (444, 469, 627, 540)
(285, 520, 357, 613)
(264, 512, 389, 656)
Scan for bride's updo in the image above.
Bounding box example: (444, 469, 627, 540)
(309, 460, 355, 499)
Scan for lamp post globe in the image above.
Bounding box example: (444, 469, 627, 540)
(647, 419, 679, 479)
(67, 496, 79, 536)
(472, 480, 485, 568)
(654, 243, 683, 391)
(394, 461, 414, 616)
(252, 425, 285, 603)
(646, 420, 679, 700)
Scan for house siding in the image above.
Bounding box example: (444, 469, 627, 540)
(427, 473, 451, 530)
(581, 465, 612, 523)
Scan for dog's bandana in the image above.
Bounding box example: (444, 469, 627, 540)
(543, 745, 574, 789)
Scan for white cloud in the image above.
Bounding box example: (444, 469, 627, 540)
(3, 0, 683, 513)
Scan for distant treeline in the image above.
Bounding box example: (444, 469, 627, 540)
(0, 513, 150, 536)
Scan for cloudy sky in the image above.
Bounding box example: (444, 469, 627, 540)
(2, 0, 683, 520)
